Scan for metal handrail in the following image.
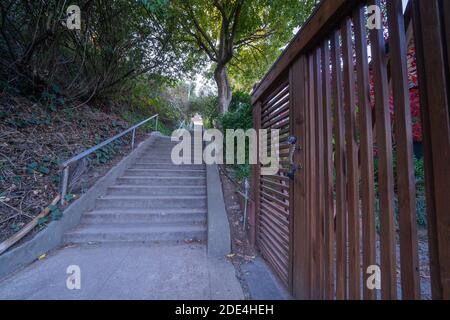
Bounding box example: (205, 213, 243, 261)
(60, 114, 159, 204)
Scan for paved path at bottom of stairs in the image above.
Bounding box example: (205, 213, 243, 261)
(0, 243, 244, 300)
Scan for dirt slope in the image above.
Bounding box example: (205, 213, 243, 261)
(0, 93, 145, 244)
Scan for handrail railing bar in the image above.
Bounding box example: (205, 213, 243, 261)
(60, 114, 158, 204)
(61, 114, 158, 168)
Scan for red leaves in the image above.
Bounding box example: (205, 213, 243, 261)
(368, 41, 422, 142)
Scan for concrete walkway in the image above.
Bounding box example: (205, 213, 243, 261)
(0, 243, 243, 299)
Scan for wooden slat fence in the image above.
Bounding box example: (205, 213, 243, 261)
(250, 0, 450, 300)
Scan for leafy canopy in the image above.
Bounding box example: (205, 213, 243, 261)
(143, 0, 317, 92)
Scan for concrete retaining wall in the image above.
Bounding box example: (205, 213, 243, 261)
(206, 164, 231, 258)
(0, 132, 160, 280)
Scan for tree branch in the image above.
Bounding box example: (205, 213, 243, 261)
(184, 1, 218, 59)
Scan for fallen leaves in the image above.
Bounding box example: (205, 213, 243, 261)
(0, 95, 136, 244)
(226, 252, 256, 262)
(243, 255, 256, 261)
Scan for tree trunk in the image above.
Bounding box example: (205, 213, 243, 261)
(214, 65, 232, 114)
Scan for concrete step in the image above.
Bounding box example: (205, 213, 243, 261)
(64, 137, 210, 247)
(142, 152, 203, 157)
(131, 163, 205, 170)
(142, 146, 181, 150)
(138, 155, 178, 159)
(138, 150, 204, 159)
(136, 160, 205, 165)
(82, 208, 206, 224)
(146, 143, 179, 147)
(64, 224, 206, 245)
(157, 150, 204, 154)
(117, 176, 206, 186)
(138, 152, 203, 159)
(124, 169, 205, 177)
(141, 150, 176, 155)
(107, 185, 206, 196)
(149, 145, 177, 149)
(140, 150, 203, 155)
(137, 157, 203, 161)
(146, 143, 200, 147)
(95, 195, 207, 209)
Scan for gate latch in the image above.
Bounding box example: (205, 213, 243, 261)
(287, 136, 301, 180)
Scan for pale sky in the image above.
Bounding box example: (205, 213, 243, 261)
(403, 0, 409, 11)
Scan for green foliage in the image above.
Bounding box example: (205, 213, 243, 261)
(141, 0, 169, 14)
(228, 0, 317, 91)
(374, 154, 427, 230)
(37, 217, 48, 226)
(117, 76, 192, 135)
(121, 110, 172, 136)
(64, 194, 75, 203)
(228, 91, 252, 112)
(6, 117, 28, 128)
(90, 137, 122, 165)
(416, 195, 427, 227)
(27, 162, 50, 175)
(51, 175, 60, 184)
(48, 204, 63, 221)
(153, 121, 172, 136)
(232, 164, 251, 183)
(0, 0, 199, 103)
(414, 155, 425, 194)
(5, 115, 52, 128)
(38, 166, 50, 175)
(220, 95, 253, 131)
(41, 86, 65, 112)
(219, 91, 253, 181)
(152, 0, 317, 110)
(189, 96, 219, 129)
(27, 162, 39, 172)
(10, 223, 21, 232)
(414, 156, 426, 227)
(13, 175, 22, 184)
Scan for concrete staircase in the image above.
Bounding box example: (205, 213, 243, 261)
(64, 136, 207, 245)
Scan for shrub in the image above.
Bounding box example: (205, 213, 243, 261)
(228, 91, 252, 113)
(219, 91, 253, 182)
(117, 77, 190, 135)
(414, 155, 426, 227)
(189, 95, 219, 129)
(220, 102, 253, 131)
(374, 154, 427, 230)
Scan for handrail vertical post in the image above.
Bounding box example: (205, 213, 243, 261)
(61, 166, 69, 205)
(131, 128, 136, 150)
(58, 114, 157, 205)
(243, 179, 249, 231)
(155, 116, 158, 132)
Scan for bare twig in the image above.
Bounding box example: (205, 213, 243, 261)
(0, 196, 60, 255)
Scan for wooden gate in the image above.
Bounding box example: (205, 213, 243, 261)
(254, 80, 292, 288)
(250, 0, 450, 300)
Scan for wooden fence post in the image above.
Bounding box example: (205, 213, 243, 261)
(412, 0, 450, 299)
(250, 102, 262, 248)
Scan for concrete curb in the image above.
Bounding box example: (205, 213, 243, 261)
(0, 132, 161, 280)
(206, 164, 231, 258)
(208, 257, 245, 299)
